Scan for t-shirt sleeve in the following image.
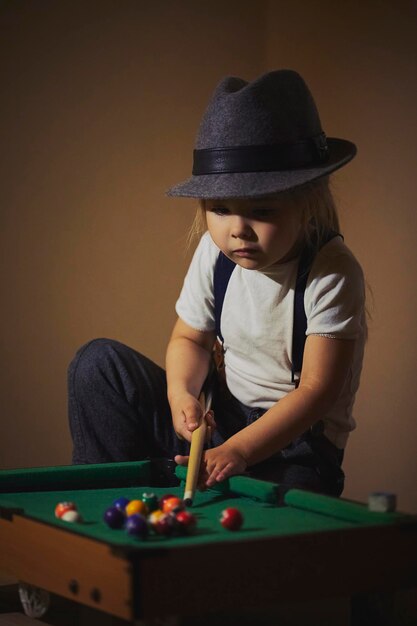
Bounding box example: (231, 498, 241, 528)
(175, 231, 218, 332)
(305, 240, 366, 340)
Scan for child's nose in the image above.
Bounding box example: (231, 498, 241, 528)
(230, 215, 252, 239)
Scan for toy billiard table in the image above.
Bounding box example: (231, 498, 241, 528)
(0, 459, 416, 623)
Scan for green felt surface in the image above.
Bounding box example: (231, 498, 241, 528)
(0, 460, 409, 550)
(1, 483, 358, 549)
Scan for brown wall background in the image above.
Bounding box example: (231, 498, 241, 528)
(1, 1, 416, 512)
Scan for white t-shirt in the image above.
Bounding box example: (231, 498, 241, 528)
(176, 231, 366, 448)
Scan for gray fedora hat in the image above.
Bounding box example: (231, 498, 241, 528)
(166, 69, 356, 199)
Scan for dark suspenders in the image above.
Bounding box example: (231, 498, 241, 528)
(213, 231, 340, 383)
(213, 253, 236, 341)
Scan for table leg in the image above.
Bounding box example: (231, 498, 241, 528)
(18, 583, 50, 619)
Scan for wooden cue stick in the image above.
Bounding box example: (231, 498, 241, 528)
(183, 388, 213, 506)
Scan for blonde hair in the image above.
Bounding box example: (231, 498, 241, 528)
(187, 176, 340, 251)
(294, 176, 340, 253)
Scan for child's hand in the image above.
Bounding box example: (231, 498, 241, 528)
(170, 393, 216, 443)
(199, 443, 248, 487)
(175, 441, 247, 488)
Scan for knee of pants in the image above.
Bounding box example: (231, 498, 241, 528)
(68, 338, 124, 389)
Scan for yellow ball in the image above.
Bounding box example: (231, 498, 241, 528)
(125, 499, 148, 517)
(149, 509, 165, 528)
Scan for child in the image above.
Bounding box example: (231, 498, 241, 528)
(68, 70, 366, 497)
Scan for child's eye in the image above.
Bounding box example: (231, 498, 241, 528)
(209, 206, 230, 216)
(252, 207, 279, 218)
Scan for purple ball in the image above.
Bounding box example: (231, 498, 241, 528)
(103, 506, 125, 529)
(125, 513, 149, 539)
(113, 496, 130, 511)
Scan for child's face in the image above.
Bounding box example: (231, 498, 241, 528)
(205, 196, 304, 270)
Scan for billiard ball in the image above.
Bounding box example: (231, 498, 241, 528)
(125, 514, 149, 539)
(125, 499, 149, 517)
(159, 493, 176, 509)
(103, 506, 125, 529)
(154, 513, 177, 537)
(175, 511, 197, 535)
(162, 497, 184, 514)
(141, 492, 159, 513)
(55, 502, 77, 519)
(113, 496, 130, 511)
(220, 507, 243, 531)
(61, 510, 82, 523)
(149, 509, 165, 530)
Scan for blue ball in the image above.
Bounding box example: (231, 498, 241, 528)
(125, 513, 149, 539)
(103, 506, 125, 529)
(113, 496, 130, 511)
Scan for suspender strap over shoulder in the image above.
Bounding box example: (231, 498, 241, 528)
(291, 246, 312, 382)
(291, 230, 340, 382)
(213, 252, 236, 343)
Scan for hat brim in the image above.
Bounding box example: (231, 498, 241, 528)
(166, 138, 356, 199)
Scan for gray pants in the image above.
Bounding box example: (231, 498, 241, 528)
(68, 338, 345, 496)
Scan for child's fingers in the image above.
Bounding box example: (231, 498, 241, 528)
(205, 410, 216, 430)
(173, 420, 192, 442)
(214, 462, 234, 482)
(205, 459, 238, 487)
(183, 403, 203, 432)
(205, 465, 224, 487)
(174, 454, 189, 466)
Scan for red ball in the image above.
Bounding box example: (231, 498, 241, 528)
(154, 513, 177, 537)
(220, 507, 243, 531)
(55, 502, 77, 519)
(176, 511, 197, 535)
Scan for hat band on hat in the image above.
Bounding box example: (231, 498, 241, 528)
(193, 132, 329, 175)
